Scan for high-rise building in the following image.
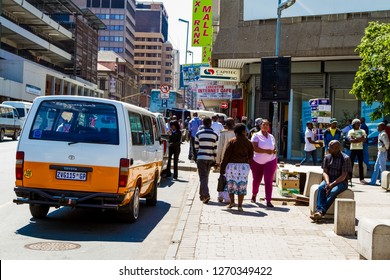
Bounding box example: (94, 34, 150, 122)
(73, 0, 140, 103)
(134, 2, 173, 94)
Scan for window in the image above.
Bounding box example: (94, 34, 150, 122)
(111, 0, 124, 8)
(92, 0, 100, 8)
(128, 112, 144, 145)
(102, 0, 110, 8)
(28, 101, 119, 145)
(143, 115, 154, 145)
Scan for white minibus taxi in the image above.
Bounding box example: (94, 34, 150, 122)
(2, 101, 32, 123)
(13, 96, 163, 223)
(0, 104, 22, 141)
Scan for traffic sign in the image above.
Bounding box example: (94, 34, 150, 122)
(160, 84, 170, 93)
(220, 102, 228, 109)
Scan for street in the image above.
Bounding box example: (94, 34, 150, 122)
(0, 140, 194, 260)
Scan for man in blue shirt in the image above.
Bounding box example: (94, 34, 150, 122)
(188, 112, 203, 161)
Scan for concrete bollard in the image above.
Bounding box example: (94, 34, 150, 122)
(309, 184, 354, 215)
(334, 198, 356, 236)
(381, 171, 390, 191)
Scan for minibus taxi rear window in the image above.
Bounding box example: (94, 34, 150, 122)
(29, 100, 119, 145)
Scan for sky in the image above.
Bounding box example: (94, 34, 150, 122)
(137, 0, 202, 65)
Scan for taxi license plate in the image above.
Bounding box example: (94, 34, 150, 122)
(56, 171, 87, 181)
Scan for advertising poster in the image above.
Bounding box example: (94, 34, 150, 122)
(180, 63, 210, 88)
(194, 81, 242, 100)
(149, 90, 177, 113)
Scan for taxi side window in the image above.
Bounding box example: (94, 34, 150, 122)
(128, 112, 144, 145)
(143, 115, 154, 146)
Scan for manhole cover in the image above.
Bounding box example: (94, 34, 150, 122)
(25, 242, 81, 251)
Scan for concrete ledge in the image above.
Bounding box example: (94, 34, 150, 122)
(357, 218, 390, 260)
(309, 184, 354, 215)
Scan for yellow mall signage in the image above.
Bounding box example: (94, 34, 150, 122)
(192, 0, 213, 47)
(202, 46, 212, 64)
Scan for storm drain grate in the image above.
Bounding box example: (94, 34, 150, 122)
(25, 242, 81, 251)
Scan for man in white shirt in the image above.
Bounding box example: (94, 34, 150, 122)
(211, 115, 224, 137)
(370, 122, 389, 186)
(300, 121, 323, 165)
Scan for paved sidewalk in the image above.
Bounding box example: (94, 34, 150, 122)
(165, 142, 390, 260)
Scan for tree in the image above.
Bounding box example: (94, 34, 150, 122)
(350, 22, 390, 120)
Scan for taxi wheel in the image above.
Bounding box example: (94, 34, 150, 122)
(120, 186, 140, 223)
(146, 175, 158, 206)
(0, 129, 4, 142)
(29, 204, 50, 219)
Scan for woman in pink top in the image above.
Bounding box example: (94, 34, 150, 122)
(250, 119, 277, 207)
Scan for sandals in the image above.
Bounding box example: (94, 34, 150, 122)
(226, 203, 235, 209)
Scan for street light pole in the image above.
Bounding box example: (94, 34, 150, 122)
(273, 0, 295, 154)
(179, 18, 189, 65)
(179, 18, 190, 108)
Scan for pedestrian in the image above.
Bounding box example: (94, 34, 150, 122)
(300, 121, 323, 166)
(215, 117, 236, 203)
(195, 117, 218, 204)
(342, 119, 353, 155)
(347, 118, 368, 184)
(220, 123, 254, 212)
(383, 120, 390, 160)
(250, 119, 278, 207)
(310, 140, 352, 221)
(188, 112, 203, 161)
(323, 118, 342, 154)
(369, 122, 389, 186)
(166, 120, 182, 180)
(211, 115, 224, 137)
(360, 117, 370, 169)
(248, 117, 262, 139)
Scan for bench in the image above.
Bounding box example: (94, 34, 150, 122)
(357, 218, 390, 259)
(294, 171, 323, 203)
(309, 184, 354, 216)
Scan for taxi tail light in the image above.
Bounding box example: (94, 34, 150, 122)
(118, 158, 130, 188)
(163, 140, 167, 155)
(15, 151, 25, 180)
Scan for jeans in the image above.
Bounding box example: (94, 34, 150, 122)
(349, 149, 364, 180)
(197, 159, 214, 200)
(300, 149, 318, 165)
(363, 143, 370, 168)
(315, 180, 348, 214)
(370, 151, 387, 185)
(167, 145, 181, 178)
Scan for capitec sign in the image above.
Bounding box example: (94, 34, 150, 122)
(200, 67, 240, 81)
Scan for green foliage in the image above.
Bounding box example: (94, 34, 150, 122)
(350, 22, 390, 120)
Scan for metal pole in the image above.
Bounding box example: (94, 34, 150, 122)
(273, 0, 282, 152)
(185, 22, 189, 65)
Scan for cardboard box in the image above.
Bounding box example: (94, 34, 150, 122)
(278, 179, 300, 196)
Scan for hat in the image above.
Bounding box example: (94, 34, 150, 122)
(352, 118, 361, 125)
(330, 118, 337, 124)
(255, 118, 263, 126)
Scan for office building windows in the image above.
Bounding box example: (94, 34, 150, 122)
(102, 0, 110, 8)
(111, 0, 125, 9)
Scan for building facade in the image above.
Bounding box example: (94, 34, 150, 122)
(134, 2, 174, 103)
(0, 0, 104, 104)
(212, 0, 390, 160)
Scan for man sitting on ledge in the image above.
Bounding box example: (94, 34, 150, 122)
(310, 140, 352, 221)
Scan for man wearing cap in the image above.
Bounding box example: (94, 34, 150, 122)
(369, 122, 389, 186)
(323, 118, 343, 154)
(248, 118, 263, 139)
(300, 121, 323, 166)
(347, 118, 368, 184)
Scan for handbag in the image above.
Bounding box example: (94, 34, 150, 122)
(217, 174, 227, 192)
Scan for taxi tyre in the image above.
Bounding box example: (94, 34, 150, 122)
(119, 186, 140, 223)
(146, 174, 159, 206)
(0, 129, 4, 142)
(29, 204, 50, 219)
(12, 129, 19, 141)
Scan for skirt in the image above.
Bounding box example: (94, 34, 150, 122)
(226, 163, 251, 195)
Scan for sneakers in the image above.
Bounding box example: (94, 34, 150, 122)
(310, 211, 323, 221)
(360, 179, 368, 185)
